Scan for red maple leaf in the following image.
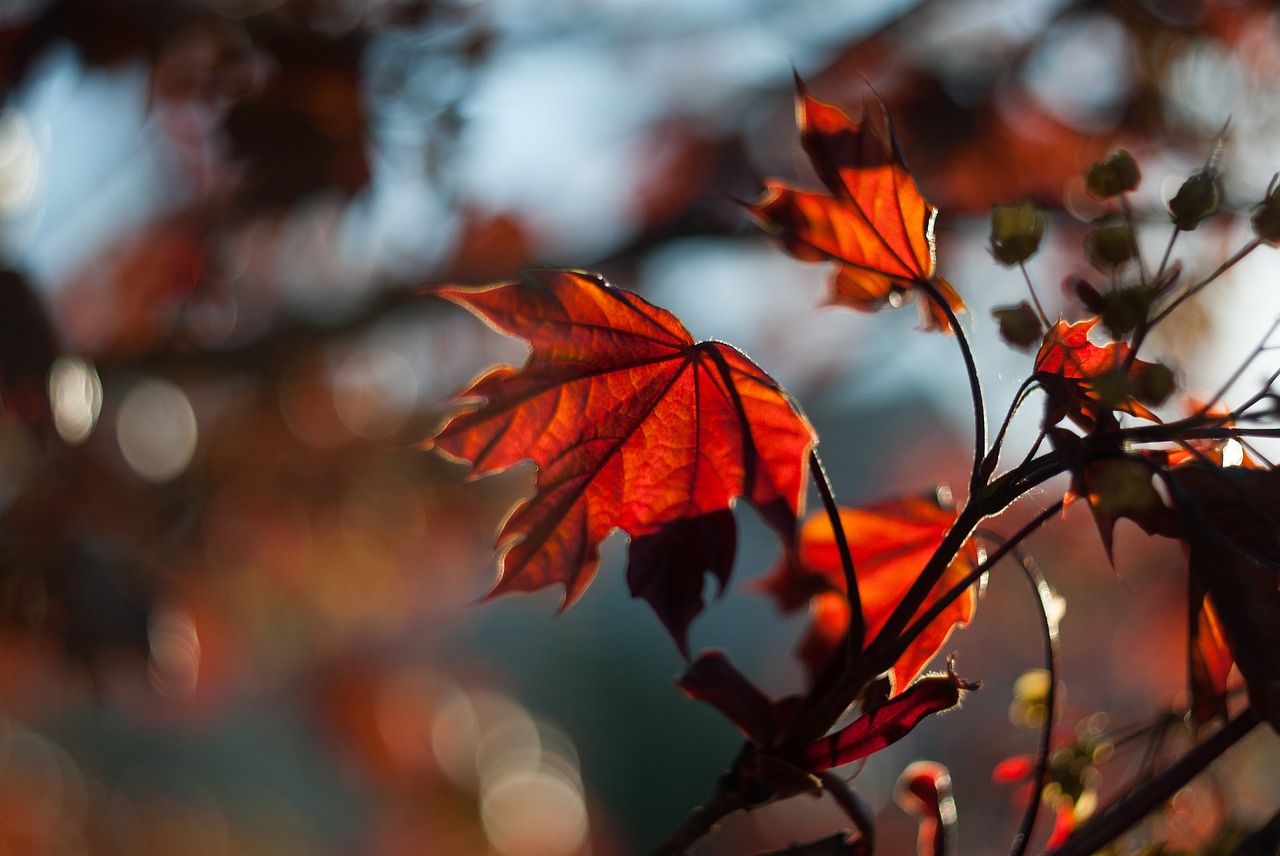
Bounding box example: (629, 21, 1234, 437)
(1033, 317, 1167, 431)
(751, 75, 965, 332)
(758, 494, 980, 693)
(430, 269, 816, 653)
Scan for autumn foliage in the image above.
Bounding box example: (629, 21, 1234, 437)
(4, 6, 1280, 854)
(429, 78, 1280, 855)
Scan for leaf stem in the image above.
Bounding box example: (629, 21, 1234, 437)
(1006, 540, 1061, 856)
(1120, 196, 1150, 286)
(810, 448, 864, 654)
(1047, 706, 1261, 856)
(980, 377, 1039, 485)
(1020, 261, 1051, 327)
(920, 278, 988, 499)
(1148, 238, 1262, 329)
(890, 501, 1063, 669)
(1155, 225, 1178, 283)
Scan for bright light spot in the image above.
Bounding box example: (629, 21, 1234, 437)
(481, 766, 588, 856)
(48, 356, 102, 445)
(0, 108, 41, 217)
(1222, 438, 1245, 468)
(477, 716, 543, 780)
(147, 602, 201, 699)
(116, 378, 198, 482)
(331, 346, 419, 439)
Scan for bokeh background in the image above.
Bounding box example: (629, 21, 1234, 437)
(1, 0, 1279, 853)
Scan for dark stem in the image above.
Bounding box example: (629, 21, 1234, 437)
(1006, 541, 1060, 856)
(655, 767, 750, 856)
(1154, 225, 1178, 283)
(863, 498, 988, 667)
(890, 500, 1063, 669)
(980, 377, 1038, 485)
(1119, 196, 1150, 286)
(810, 448, 864, 654)
(920, 278, 988, 499)
(1200, 316, 1280, 414)
(1020, 261, 1051, 327)
(1047, 706, 1262, 856)
(1148, 238, 1262, 329)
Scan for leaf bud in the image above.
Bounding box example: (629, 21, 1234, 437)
(1169, 171, 1221, 231)
(1098, 285, 1153, 338)
(1085, 149, 1140, 199)
(1083, 221, 1135, 272)
(1251, 174, 1280, 246)
(1133, 361, 1175, 407)
(990, 201, 1046, 266)
(992, 302, 1044, 351)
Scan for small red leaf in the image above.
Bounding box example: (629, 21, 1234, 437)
(798, 662, 977, 771)
(1034, 317, 1166, 431)
(431, 270, 816, 653)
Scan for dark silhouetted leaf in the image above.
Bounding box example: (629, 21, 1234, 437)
(1172, 465, 1280, 731)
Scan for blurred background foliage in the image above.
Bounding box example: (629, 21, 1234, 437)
(0, 0, 1278, 853)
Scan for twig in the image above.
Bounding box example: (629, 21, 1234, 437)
(920, 278, 988, 499)
(1047, 706, 1262, 856)
(810, 448, 864, 655)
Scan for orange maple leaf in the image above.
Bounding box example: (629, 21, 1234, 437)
(431, 269, 817, 653)
(751, 75, 964, 332)
(758, 493, 980, 693)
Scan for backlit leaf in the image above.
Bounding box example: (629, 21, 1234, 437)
(751, 76, 964, 332)
(431, 270, 816, 653)
(800, 664, 976, 771)
(1033, 317, 1166, 431)
(759, 494, 979, 692)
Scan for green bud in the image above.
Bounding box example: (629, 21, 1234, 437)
(1169, 171, 1221, 231)
(1084, 221, 1135, 272)
(1133, 361, 1176, 407)
(1085, 149, 1140, 199)
(990, 201, 1046, 266)
(1098, 285, 1153, 338)
(1251, 174, 1280, 246)
(992, 302, 1045, 351)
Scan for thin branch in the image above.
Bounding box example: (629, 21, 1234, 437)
(890, 500, 1064, 668)
(920, 278, 988, 499)
(1006, 541, 1061, 856)
(1154, 226, 1179, 283)
(1119, 196, 1150, 286)
(980, 377, 1039, 485)
(1198, 315, 1280, 415)
(811, 448, 864, 654)
(1020, 262, 1051, 327)
(656, 765, 751, 856)
(1047, 706, 1262, 856)
(1149, 238, 1262, 329)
